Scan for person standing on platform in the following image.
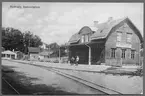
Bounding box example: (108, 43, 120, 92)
(75, 55, 79, 66)
(70, 56, 75, 65)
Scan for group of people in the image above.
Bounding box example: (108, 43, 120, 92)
(70, 56, 79, 66)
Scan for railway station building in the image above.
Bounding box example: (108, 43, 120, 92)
(68, 17, 143, 66)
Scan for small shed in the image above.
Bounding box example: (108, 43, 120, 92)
(28, 47, 40, 61)
(2, 50, 17, 59)
(15, 51, 24, 60)
(39, 51, 53, 60)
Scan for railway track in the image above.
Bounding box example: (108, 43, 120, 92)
(38, 65, 121, 94)
(2, 77, 20, 95)
(4, 60, 122, 94)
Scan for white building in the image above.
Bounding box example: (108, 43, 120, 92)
(2, 50, 17, 59)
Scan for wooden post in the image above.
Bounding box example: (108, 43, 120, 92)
(86, 44, 91, 65)
(138, 44, 140, 66)
(59, 47, 61, 63)
(88, 46, 91, 65)
(15, 54, 17, 59)
(68, 46, 70, 63)
(10, 54, 11, 59)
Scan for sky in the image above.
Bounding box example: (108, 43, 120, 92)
(2, 2, 144, 45)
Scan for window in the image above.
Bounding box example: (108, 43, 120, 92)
(81, 35, 85, 43)
(111, 48, 116, 58)
(122, 49, 126, 59)
(2, 54, 5, 57)
(85, 35, 89, 42)
(131, 50, 135, 59)
(126, 33, 132, 43)
(117, 32, 122, 42)
(7, 54, 10, 57)
(88, 34, 90, 41)
(81, 34, 90, 43)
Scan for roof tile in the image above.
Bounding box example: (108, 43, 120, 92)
(28, 47, 40, 53)
(69, 17, 128, 43)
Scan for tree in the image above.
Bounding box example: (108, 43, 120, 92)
(46, 42, 60, 57)
(2, 27, 24, 51)
(2, 27, 43, 54)
(60, 43, 69, 57)
(23, 31, 42, 48)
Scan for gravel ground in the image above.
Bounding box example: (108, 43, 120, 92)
(2, 59, 143, 94)
(57, 69, 143, 94)
(2, 60, 105, 95)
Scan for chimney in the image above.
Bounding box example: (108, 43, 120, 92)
(107, 17, 113, 22)
(94, 21, 98, 27)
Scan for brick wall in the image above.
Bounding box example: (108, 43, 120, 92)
(105, 21, 141, 66)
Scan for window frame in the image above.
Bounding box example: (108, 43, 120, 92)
(85, 34, 89, 42)
(131, 50, 135, 59)
(121, 49, 126, 59)
(81, 34, 91, 43)
(117, 31, 122, 42)
(81, 35, 85, 43)
(111, 48, 116, 58)
(126, 33, 132, 43)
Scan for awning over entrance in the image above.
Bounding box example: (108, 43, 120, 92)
(69, 40, 105, 48)
(68, 40, 105, 65)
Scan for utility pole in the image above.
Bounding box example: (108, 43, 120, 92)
(48, 45, 51, 58)
(59, 46, 61, 63)
(29, 38, 30, 47)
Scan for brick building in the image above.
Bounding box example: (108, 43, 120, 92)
(68, 17, 143, 66)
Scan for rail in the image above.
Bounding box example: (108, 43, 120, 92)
(2, 77, 20, 95)
(4, 59, 122, 94)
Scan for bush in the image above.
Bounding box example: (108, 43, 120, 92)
(134, 67, 143, 76)
(53, 59, 59, 63)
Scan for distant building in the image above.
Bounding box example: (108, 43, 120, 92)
(15, 51, 24, 60)
(40, 43, 48, 49)
(68, 17, 143, 66)
(39, 50, 53, 60)
(28, 47, 40, 61)
(2, 50, 17, 59)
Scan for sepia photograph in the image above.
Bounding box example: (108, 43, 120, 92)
(1, 2, 143, 95)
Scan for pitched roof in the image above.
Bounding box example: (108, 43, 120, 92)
(68, 17, 143, 44)
(39, 51, 53, 56)
(2, 50, 16, 55)
(68, 33, 81, 43)
(91, 17, 126, 40)
(28, 47, 40, 53)
(68, 26, 97, 43)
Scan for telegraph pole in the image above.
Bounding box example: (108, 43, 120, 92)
(59, 46, 61, 63)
